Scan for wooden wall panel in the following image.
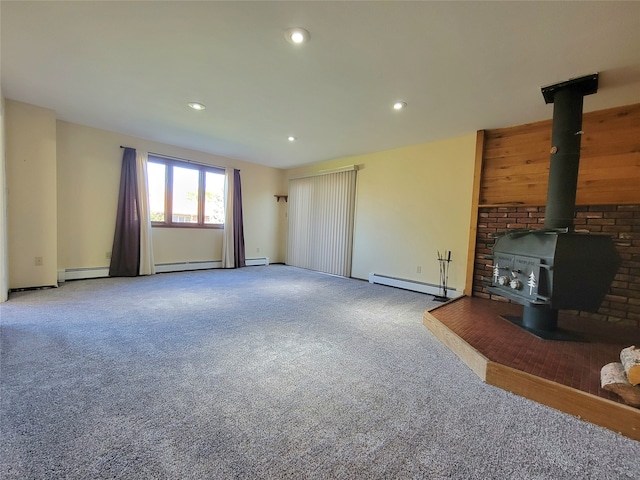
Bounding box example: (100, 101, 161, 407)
(480, 103, 640, 206)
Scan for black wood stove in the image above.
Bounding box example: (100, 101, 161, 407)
(487, 73, 621, 339)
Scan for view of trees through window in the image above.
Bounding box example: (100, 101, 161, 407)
(147, 156, 225, 227)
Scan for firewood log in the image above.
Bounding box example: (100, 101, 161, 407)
(601, 362, 640, 408)
(620, 345, 640, 386)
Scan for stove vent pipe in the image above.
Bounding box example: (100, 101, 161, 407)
(541, 73, 598, 230)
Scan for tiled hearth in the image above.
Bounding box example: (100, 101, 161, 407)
(424, 296, 640, 440)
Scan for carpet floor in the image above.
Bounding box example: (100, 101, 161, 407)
(1, 265, 638, 479)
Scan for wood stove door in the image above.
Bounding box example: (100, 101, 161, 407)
(513, 255, 546, 302)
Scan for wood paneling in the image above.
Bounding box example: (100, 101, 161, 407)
(465, 130, 485, 296)
(486, 363, 640, 441)
(480, 103, 640, 206)
(423, 307, 489, 380)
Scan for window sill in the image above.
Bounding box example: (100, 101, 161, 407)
(151, 223, 224, 230)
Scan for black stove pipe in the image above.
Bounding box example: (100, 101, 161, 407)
(520, 74, 599, 334)
(542, 73, 599, 230)
(544, 89, 585, 230)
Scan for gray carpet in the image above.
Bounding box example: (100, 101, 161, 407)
(1, 265, 638, 479)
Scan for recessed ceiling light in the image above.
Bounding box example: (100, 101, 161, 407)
(285, 27, 310, 45)
(188, 102, 206, 110)
(393, 102, 407, 110)
(288, 136, 297, 142)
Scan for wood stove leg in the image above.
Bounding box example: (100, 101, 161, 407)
(522, 305, 558, 332)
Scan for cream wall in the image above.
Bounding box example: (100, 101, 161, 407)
(56, 120, 285, 272)
(5, 100, 58, 289)
(284, 134, 477, 292)
(0, 92, 8, 300)
(5, 97, 475, 291)
(2, 100, 284, 290)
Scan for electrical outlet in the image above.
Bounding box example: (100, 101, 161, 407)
(35, 256, 43, 266)
(106, 251, 112, 259)
(257, 247, 260, 253)
(416, 266, 422, 274)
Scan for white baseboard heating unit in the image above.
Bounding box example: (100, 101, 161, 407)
(245, 257, 270, 266)
(58, 257, 270, 282)
(154, 260, 221, 273)
(368, 273, 463, 299)
(156, 257, 269, 273)
(59, 267, 110, 282)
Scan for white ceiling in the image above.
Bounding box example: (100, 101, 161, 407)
(2, 1, 640, 169)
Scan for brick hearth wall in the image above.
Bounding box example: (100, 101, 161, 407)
(473, 204, 640, 328)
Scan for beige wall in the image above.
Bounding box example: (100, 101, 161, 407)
(56, 120, 285, 271)
(5, 98, 476, 292)
(0, 92, 8, 300)
(3, 100, 284, 290)
(5, 100, 58, 288)
(284, 134, 477, 292)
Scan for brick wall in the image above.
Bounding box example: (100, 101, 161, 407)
(473, 204, 640, 328)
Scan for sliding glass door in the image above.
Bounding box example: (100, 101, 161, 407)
(286, 167, 357, 277)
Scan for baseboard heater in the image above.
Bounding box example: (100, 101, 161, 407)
(155, 257, 270, 273)
(245, 257, 270, 267)
(58, 257, 270, 282)
(368, 273, 463, 299)
(59, 267, 110, 282)
(154, 260, 222, 274)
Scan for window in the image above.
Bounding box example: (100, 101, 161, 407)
(147, 155, 225, 228)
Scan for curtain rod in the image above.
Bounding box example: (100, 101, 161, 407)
(119, 147, 236, 171)
(148, 151, 231, 171)
(289, 164, 358, 180)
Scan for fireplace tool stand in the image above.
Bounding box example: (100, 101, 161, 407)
(434, 250, 451, 302)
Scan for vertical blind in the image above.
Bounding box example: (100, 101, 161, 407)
(286, 167, 357, 277)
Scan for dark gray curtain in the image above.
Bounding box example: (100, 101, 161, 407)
(233, 169, 246, 267)
(109, 147, 140, 276)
